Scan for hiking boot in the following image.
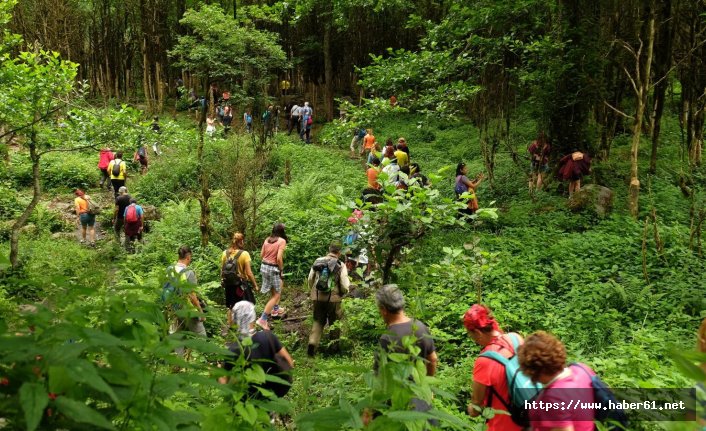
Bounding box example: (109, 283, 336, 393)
(271, 307, 286, 319)
(307, 344, 316, 357)
(256, 318, 270, 331)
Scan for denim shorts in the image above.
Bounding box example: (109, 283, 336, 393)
(79, 213, 96, 227)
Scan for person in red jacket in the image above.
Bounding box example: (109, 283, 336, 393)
(98, 148, 114, 190)
(558, 149, 591, 197)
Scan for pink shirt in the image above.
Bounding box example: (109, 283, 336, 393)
(98, 150, 114, 169)
(530, 364, 596, 431)
(260, 237, 286, 265)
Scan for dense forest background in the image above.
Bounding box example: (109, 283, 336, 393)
(2, 0, 706, 430)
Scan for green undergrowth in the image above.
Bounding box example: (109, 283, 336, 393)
(0, 111, 703, 430)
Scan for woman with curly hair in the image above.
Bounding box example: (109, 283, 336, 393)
(463, 304, 524, 431)
(518, 331, 597, 430)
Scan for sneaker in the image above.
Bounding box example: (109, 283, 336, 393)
(271, 307, 286, 319)
(256, 318, 270, 331)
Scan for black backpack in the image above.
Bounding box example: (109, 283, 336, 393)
(312, 257, 341, 293)
(111, 159, 122, 176)
(222, 250, 244, 289)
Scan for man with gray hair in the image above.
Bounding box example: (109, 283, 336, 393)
(375, 284, 437, 377)
(307, 241, 350, 357)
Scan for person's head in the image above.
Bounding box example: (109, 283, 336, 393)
(129, 198, 137, 205)
(397, 137, 406, 147)
(153, 116, 159, 122)
(118, 186, 128, 195)
(376, 284, 406, 323)
(328, 241, 342, 256)
(74, 189, 85, 198)
(371, 157, 380, 167)
(268, 104, 273, 110)
(385, 138, 393, 147)
(271, 222, 288, 242)
(116, 151, 123, 159)
(463, 304, 501, 346)
(456, 162, 467, 176)
(231, 301, 256, 336)
(374, 142, 381, 151)
(537, 131, 547, 143)
(224, 106, 231, 113)
(384, 147, 395, 159)
(178, 245, 192, 264)
(367, 128, 373, 134)
(518, 331, 567, 384)
(230, 232, 245, 249)
(304, 101, 309, 107)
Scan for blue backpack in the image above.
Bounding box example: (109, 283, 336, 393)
(479, 333, 542, 427)
(571, 363, 629, 430)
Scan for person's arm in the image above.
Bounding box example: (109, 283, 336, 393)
(245, 261, 258, 291)
(276, 242, 286, 274)
(307, 268, 316, 290)
(338, 264, 350, 295)
(74, 200, 81, 218)
(276, 346, 294, 368)
(468, 380, 487, 417)
(425, 351, 437, 377)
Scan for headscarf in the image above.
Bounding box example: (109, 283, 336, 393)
(232, 301, 256, 336)
(463, 304, 500, 332)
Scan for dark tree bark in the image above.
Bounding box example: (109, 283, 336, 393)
(649, 0, 674, 174)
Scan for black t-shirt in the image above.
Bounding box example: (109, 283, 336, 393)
(224, 331, 288, 397)
(378, 319, 436, 367)
(115, 194, 131, 220)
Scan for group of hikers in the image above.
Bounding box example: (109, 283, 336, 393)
(160, 229, 640, 429)
(528, 132, 592, 197)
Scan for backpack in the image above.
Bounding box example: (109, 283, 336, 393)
(222, 250, 245, 290)
(160, 266, 184, 313)
(306, 116, 313, 126)
(245, 114, 252, 123)
(137, 146, 146, 158)
(125, 204, 140, 223)
(84, 196, 100, 215)
(111, 160, 122, 177)
(312, 257, 341, 294)
(454, 176, 468, 195)
(571, 363, 629, 430)
(479, 333, 542, 427)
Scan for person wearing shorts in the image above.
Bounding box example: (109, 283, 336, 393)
(74, 189, 96, 246)
(257, 223, 288, 330)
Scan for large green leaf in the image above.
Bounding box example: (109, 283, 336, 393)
(19, 382, 47, 431)
(55, 396, 115, 430)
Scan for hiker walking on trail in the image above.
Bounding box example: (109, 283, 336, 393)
(97, 147, 114, 190)
(464, 304, 528, 431)
(306, 241, 350, 357)
(455, 162, 484, 217)
(74, 189, 97, 247)
(150, 116, 162, 156)
(113, 186, 131, 245)
(222, 106, 233, 135)
(123, 198, 144, 252)
(558, 149, 592, 197)
(107, 152, 127, 197)
(243, 110, 253, 134)
(361, 129, 376, 163)
(263, 105, 274, 138)
(135, 141, 148, 174)
(221, 232, 258, 328)
(363, 284, 437, 425)
(518, 331, 620, 430)
(289, 103, 300, 135)
(165, 246, 207, 356)
(257, 223, 288, 330)
(395, 138, 409, 167)
(299, 102, 312, 142)
(528, 132, 550, 191)
(222, 301, 294, 399)
(206, 116, 217, 137)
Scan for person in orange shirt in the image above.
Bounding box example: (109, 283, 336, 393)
(74, 189, 96, 246)
(361, 129, 376, 164)
(367, 157, 382, 190)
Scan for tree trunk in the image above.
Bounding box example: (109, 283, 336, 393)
(323, 6, 334, 121)
(10, 133, 41, 268)
(649, 0, 673, 174)
(628, 4, 656, 218)
(197, 89, 210, 247)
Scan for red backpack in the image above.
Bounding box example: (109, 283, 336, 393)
(125, 204, 140, 223)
